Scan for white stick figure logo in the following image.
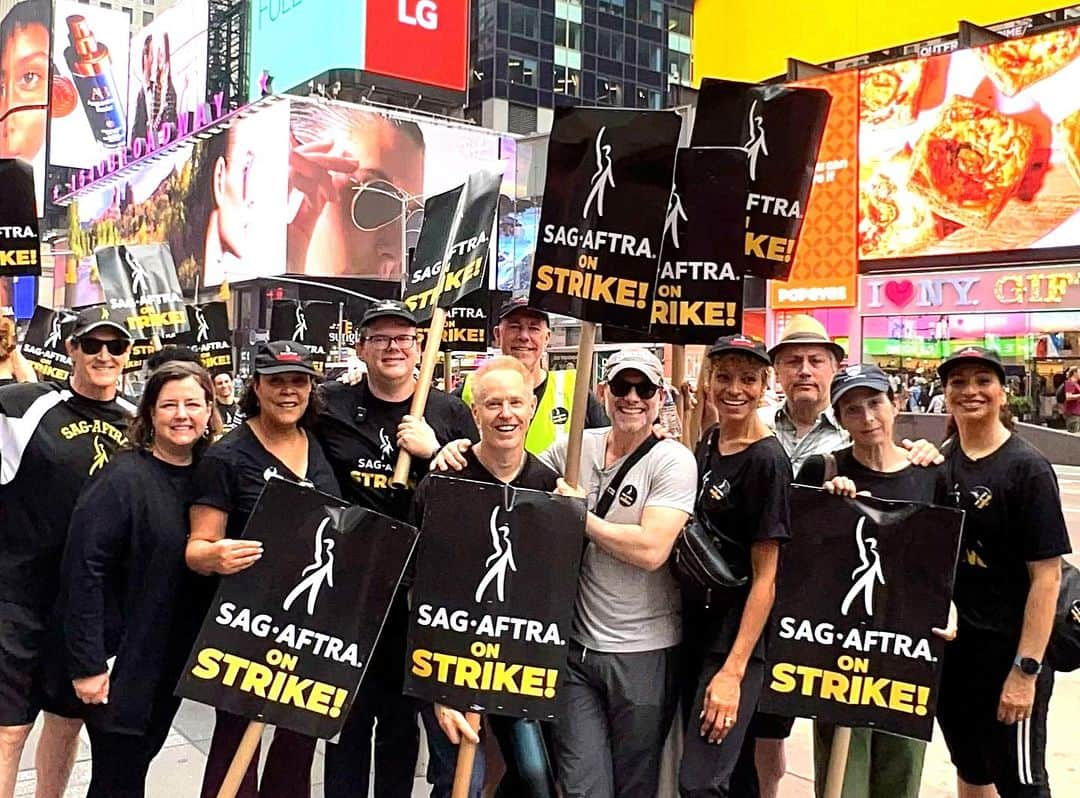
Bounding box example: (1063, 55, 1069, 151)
(89, 435, 109, 476)
(475, 506, 517, 603)
(194, 307, 209, 342)
(282, 515, 336, 615)
(582, 126, 615, 220)
(744, 99, 769, 182)
(378, 427, 394, 458)
(124, 248, 150, 298)
(44, 314, 62, 348)
(840, 517, 886, 617)
(292, 304, 307, 342)
(662, 190, 687, 249)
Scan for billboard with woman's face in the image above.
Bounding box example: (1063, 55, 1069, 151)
(0, 0, 51, 216)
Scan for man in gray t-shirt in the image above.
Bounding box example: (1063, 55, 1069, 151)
(543, 349, 696, 798)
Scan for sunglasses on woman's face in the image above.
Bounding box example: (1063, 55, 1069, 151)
(349, 180, 423, 232)
(607, 378, 659, 400)
(77, 337, 131, 356)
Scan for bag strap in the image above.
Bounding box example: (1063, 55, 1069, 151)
(595, 434, 662, 519)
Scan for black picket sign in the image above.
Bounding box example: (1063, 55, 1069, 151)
(691, 79, 831, 281)
(529, 107, 681, 329)
(0, 159, 41, 277)
(269, 299, 337, 373)
(176, 477, 418, 739)
(404, 168, 502, 324)
(20, 306, 75, 382)
(649, 147, 748, 344)
(95, 244, 189, 338)
(404, 476, 586, 719)
(171, 302, 234, 373)
(759, 486, 963, 740)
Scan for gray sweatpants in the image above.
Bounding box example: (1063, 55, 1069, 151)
(554, 641, 680, 798)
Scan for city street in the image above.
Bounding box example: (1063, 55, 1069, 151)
(15, 468, 1080, 797)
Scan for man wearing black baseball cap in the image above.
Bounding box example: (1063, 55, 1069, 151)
(315, 299, 477, 798)
(453, 296, 607, 455)
(0, 305, 135, 797)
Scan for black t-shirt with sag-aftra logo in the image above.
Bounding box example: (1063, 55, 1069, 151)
(944, 435, 1071, 637)
(0, 381, 135, 609)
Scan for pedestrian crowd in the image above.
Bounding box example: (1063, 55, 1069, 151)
(0, 306, 1070, 798)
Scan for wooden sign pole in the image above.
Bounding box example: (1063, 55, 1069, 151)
(392, 307, 448, 487)
(451, 712, 483, 798)
(216, 720, 265, 798)
(670, 344, 686, 445)
(563, 321, 596, 487)
(443, 351, 454, 391)
(823, 725, 852, 798)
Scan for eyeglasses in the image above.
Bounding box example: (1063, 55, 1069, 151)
(77, 337, 131, 356)
(607, 378, 659, 400)
(363, 334, 418, 350)
(350, 180, 424, 232)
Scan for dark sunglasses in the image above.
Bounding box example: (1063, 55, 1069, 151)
(77, 337, 131, 356)
(607, 378, 659, 400)
(349, 180, 424, 232)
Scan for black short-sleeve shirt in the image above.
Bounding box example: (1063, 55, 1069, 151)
(796, 446, 950, 505)
(943, 435, 1071, 637)
(687, 433, 792, 655)
(316, 380, 478, 521)
(192, 423, 341, 539)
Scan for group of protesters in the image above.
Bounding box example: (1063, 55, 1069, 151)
(0, 299, 1070, 798)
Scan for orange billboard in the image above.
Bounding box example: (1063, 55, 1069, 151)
(770, 71, 859, 309)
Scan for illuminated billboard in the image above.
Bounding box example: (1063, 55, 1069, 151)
(127, 0, 208, 146)
(858, 27, 1080, 271)
(48, 0, 130, 168)
(247, 0, 364, 99)
(365, 0, 468, 91)
(0, 0, 51, 215)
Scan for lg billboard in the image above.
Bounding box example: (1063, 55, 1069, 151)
(247, 0, 467, 99)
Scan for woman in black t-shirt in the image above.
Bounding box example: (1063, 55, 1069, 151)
(795, 363, 952, 798)
(679, 336, 792, 797)
(55, 361, 220, 797)
(934, 347, 1069, 798)
(186, 342, 341, 798)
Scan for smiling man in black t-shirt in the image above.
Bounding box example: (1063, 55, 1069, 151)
(0, 307, 135, 798)
(315, 300, 476, 798)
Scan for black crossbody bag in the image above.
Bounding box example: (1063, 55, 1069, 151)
(593, 434, 662, 519)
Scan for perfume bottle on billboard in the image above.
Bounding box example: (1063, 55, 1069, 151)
(64, 15, 126, 149)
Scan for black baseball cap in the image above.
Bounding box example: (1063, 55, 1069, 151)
(70, 305, 133, 340)
(359, 300, 417, 327)
(937, 346, 1006, 384)
(497, 297, 549, 325)
(830, 364, 892, 408)
(707, 334, 770, 366)
(254, 341, 319, 376)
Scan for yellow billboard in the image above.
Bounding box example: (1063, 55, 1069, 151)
(692, 0, 1057, 83)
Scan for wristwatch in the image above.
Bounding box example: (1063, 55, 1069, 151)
(1013, 655, 1042, 676)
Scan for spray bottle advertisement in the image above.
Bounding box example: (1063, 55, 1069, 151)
(48, 0, 129, 168)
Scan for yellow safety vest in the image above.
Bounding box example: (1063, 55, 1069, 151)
(462, 369, 577, 455)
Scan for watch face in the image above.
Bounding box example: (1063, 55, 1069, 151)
(1019, 657, 1041, 675)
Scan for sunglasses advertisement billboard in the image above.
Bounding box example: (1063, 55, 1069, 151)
(858, 26, 1080, 270)
(0, 0, 51, 216)
(127, 0, 208, 148)
(47, 0, 129, 169)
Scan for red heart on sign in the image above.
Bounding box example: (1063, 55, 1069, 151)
(885, 279, 914, 307)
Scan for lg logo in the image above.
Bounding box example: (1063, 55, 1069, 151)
(399, 0, 438, 29)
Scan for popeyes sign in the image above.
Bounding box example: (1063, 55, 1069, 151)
(860, 266, 1080, 315)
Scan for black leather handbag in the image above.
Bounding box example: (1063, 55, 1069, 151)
(670, 427, 750, 607)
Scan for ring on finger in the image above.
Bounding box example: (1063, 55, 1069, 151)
(723, 716, 735, 727)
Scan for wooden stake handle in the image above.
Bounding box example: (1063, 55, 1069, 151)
(563, 321, 596, 488)
(392, 307, 448, 488)
(216, 720, 264, 798)
(823, 725, 852, 798)
(451, 712, 483, 798)
(670, 344, 687, 446)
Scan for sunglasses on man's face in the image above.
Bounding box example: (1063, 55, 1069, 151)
(607, 378, 659, 400)
(77, 337, 131, 356)
(349, 180, 423, 232)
